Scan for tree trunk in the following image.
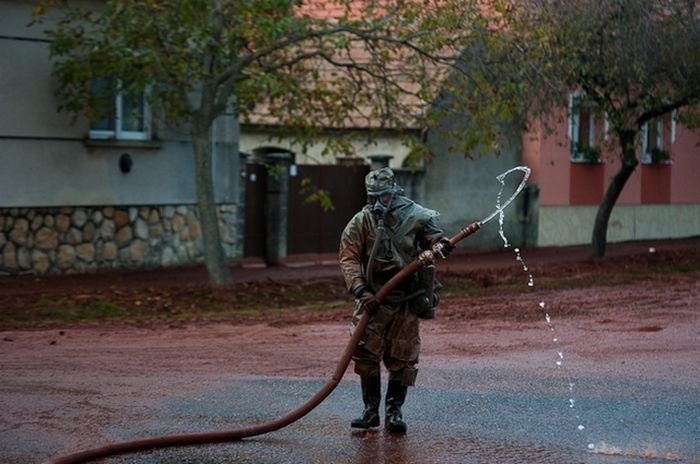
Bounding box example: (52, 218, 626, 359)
(591, 131, 639, 258)
(192, 117, 233, 286)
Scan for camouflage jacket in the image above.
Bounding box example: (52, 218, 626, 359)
(339, 195, 444, 296)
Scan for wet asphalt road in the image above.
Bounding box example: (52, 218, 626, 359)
(4, 240, 700, 463)
(94, 362, 699, 464)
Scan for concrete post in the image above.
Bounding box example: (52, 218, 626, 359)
(264, 152, 293, 265)
(368, 154, 393, 171)
(336, 156, 366, 167)
(211, 111, 240, 203)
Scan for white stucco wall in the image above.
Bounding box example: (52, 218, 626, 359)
(538, 204, 700, 246)
(240, 130, 412, 168)
(0, 2, 241, 208)
(0, 139, 200, 207)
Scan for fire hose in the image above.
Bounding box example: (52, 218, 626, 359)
(48, 166, 530, 464)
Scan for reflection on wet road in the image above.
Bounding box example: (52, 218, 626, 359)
(102, 368, 699, 464)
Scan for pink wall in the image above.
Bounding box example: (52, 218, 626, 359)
(570, 163, 604, 204)
(671, 126, 700, 203)
(605, 154, 642, 205)
(525, 114, 572, 206)
(641, 165, 671, 204)
(527, 116, 700, 207)
(522, 124, 542, 186)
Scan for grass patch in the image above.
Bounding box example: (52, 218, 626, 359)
(83, 299, 129, 320)
(650, 261, 700, 274)
(7, 298, 129, 327)
(1, 246, 698, 329)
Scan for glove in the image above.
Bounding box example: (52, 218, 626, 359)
(359, 291, 381, 316)
(435, 236, 455, 259)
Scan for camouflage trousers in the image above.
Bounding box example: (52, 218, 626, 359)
(350, 300, 420, 386)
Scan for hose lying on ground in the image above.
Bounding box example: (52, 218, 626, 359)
(49, 166, 530, 464)
(47, 223, 480, 464)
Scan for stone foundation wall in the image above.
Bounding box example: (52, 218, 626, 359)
(0, 204, 240, 276)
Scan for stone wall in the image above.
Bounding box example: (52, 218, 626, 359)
(0, 204, 240, 276)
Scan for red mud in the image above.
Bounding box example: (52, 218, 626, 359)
(0, 238, 699, 462)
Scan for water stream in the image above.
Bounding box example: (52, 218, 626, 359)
(491, 166, 592, 451)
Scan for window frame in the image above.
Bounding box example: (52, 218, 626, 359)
(568, 91, 600, 163)
(640, 112, 675, 165)
(88, 81, 151, 142)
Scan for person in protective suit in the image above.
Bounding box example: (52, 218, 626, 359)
(339, 167, 453, 434)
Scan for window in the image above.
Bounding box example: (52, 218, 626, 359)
(641, 113, 674, 164)
(568, 92, 601, 163)
(89, 78, 151, 141)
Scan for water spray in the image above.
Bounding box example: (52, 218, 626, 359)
(47, 166, 532, 464)
(480, 166, 531, 226)
(491, 167, 591, 451)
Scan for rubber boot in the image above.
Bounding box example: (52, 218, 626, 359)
(384, 380, 408, 434)
(351, 375, 381, 428)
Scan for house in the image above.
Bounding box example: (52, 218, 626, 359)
(0, 1, 244, 276)
(421, 98, 700, 251)
(0, 0, 380, 275)
(522, 102, 700, 247)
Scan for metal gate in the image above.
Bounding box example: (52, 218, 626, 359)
(244, 162, 368, 259)
(288, 164, 369, 255)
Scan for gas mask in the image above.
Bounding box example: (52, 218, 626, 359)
(365, 167, 398, 218)
(368, 190, 394, 217)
